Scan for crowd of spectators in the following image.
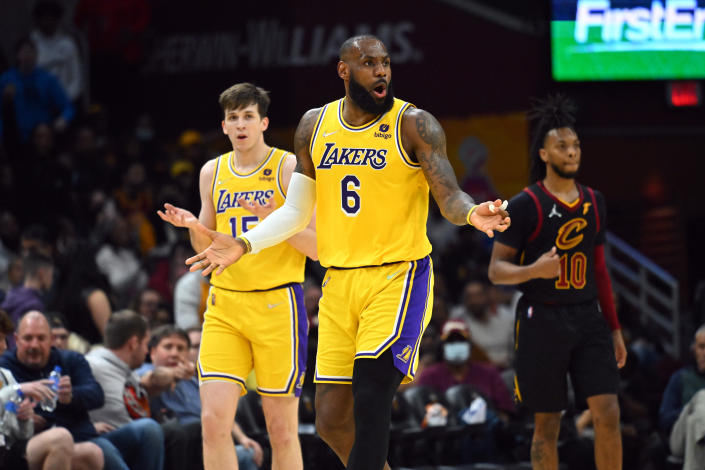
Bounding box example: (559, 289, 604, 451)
(0, 2, 702, 469)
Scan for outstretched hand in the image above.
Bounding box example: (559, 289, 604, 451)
(157, 203, 199, 229)
(186, 223, 246, 276)
(469, 199, 511, 238)
(238, 196, 276, 219)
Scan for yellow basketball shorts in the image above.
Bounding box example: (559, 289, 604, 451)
(314, 256, 433, 385)
(197, 283, 308, 396)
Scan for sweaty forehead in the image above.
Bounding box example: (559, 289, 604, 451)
(345, 39, 387, 60)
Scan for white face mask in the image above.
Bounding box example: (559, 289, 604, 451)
(443, 342, 470, 364)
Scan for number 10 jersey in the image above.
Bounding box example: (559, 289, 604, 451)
(309, 97, 432, 268)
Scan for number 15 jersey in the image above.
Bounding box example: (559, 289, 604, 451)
(211, 148, 306, 291)
(310, 98, 432, 268)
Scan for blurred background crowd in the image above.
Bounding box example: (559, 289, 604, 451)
(1, 1, 704, 469)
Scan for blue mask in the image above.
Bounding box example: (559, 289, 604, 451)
(443, 342, 470, 364)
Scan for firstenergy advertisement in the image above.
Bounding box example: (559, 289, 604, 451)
(552, 0, 705, 80)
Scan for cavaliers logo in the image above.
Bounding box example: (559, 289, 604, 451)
(555, 218, 587, 250)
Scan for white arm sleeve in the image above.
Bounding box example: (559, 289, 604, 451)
(240, 172, 316, 254)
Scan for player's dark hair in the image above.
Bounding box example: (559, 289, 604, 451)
(528, 94, 577, 182)
(219, 82, 270, 118)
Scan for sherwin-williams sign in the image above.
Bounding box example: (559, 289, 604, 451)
(552, 0, 705, 80)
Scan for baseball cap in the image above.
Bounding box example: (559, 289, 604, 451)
(440, 320, 470, 341)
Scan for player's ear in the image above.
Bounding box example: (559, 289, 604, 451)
(337, 60, 348, 80)
(221, 120, 227, 135)
(261, 116, 269, 132)
(539, 148, 548, 163)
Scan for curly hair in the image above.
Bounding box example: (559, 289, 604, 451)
(528, 94, 578, 182)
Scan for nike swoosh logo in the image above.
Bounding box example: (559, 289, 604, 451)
(267, 302, 284, 309)
(387, 270, 403, 280)
(322, 131, 337, 137)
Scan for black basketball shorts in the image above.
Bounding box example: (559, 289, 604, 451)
(512, 295, 619, 413)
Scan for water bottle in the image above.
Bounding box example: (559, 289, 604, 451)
(1, 385, 24, 447)
(40, 366, 62, 412)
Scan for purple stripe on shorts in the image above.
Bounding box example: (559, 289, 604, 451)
(292, 283, 308, 397)
(391, 256, 432, 376)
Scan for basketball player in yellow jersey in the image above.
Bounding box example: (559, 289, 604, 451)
(158, 83, 316, 470)
(186, 37, 511, 470)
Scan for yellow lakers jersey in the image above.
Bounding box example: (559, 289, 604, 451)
(211, 147, 306, 290)
(310, 97, 432, 268)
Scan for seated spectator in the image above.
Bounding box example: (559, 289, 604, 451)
(659, 324, 705, 469)
(1, 251, 54, 347)
(415, 320, 515, 417)
(0, 306, 98, 470)
(86, 311, 198, 470)
(0, 311, 159, 470)
(450, 279, 514, 369)
(133, 287, 170, 328)
(137, 325, 262, 469)
(1, 363, 97, 470)
(47, 311, 90, 353)
(0, 36, 74, 142)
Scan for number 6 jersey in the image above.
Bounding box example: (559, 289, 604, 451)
(309, 97, 432, 268)
(494, 180, 607, 304)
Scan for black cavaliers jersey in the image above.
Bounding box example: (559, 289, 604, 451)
(494, 181, 607, 304)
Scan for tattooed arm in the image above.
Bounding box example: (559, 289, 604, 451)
(400, 108, 510, 235)
(293, 107, 321, 179)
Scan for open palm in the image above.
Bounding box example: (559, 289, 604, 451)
(186, 224, 246, 275)
(157, 203, 198, 228)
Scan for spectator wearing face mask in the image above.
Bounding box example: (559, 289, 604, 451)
(414, 320, 515, 416)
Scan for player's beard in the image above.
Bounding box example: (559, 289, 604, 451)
(550, 161, 579, 179)
(348, 73, 394, 115)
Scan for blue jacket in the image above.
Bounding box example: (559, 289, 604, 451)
(0, 347, 104, 441)
(659, 366, 705, 434)
(0, 67, 74, 141)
